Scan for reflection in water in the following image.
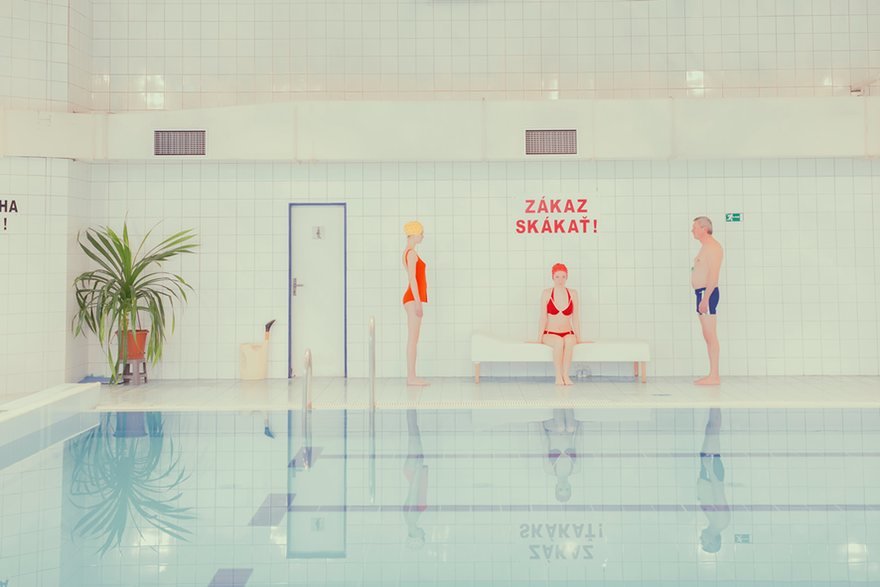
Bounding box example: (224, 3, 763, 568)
(402, 410, 428, 549)
(264, 412, 275, 438)
(287, 410, 347, 558)
(67, 412, 193, 555)
(542, 409, 582, 502)
(697, 408, 730, 553)
(2, 407, 873, 585)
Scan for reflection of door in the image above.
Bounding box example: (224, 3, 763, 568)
(289, 204, 346, 377)
(287, 410, 347, 558)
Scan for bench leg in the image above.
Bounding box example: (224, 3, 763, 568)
(633, 361, 638, 377)
(639, 362, 646, 384)
(475, 363, 480, 384)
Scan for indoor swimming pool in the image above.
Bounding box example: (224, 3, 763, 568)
(1, 404, 878, 586)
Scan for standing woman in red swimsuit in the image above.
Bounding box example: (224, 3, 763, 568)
(537, 263, 582, 385)
(403, 221, 429, 386)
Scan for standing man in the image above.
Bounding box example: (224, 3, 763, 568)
(691, 216, 724, 385)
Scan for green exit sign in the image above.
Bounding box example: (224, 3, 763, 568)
(726, 213, 742, 222)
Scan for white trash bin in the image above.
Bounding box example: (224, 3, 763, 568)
(239, 342, 268, 380)
(240, 319, 276, 380)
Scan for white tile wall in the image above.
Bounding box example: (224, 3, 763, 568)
(0, 158, 75, 398)
(81, 158, 880, 380)
(2, 0, 879, 385)
(68, 0, 93, 112)
(0, 0, 70, 111)
(86, 0, 880, 110)
(65, 161, 91, 384)
(1, 0, 879, 110)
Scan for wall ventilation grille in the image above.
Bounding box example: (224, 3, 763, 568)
(154, 130, 206, 156)
(525, 129, 577, 155)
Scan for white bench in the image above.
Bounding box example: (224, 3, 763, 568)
(471, 333, 651, 383)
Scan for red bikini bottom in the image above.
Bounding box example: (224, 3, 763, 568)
(543, 330, 575, 338)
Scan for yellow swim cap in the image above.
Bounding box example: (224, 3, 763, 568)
(403, 221, 424, 236)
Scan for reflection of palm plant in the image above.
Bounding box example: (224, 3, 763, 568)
(71, 223, 197, 382)
(68, 413, 194, 555)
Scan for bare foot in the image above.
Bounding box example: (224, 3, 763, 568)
(562, 376, 574, 385)
(407, 378, 430, 386)
(555, 377, 565, 385)
(694, 376, 720, 386)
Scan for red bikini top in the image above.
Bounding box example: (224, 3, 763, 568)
(547, 288, 574, 316)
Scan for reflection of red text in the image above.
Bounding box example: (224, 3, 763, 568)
(524, 198, 588, 214)
(515, 217, 599, 234)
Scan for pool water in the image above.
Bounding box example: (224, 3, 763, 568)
(1, 407, 878, 586)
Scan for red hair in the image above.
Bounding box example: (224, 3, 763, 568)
(551, 263, 568, 276)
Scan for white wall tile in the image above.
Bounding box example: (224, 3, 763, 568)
(0, 158, 74, 397)
(66, 0, 880, 110)
(0, 0, 70, 111)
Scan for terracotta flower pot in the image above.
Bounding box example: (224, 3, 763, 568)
(126, 330, 149, 360)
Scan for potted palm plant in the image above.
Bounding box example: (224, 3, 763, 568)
(72, 223, 197, 383)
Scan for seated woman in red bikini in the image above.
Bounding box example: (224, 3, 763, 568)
(536, 263, 582, 385)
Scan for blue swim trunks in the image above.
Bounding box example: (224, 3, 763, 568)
(695, 288, 720, 315)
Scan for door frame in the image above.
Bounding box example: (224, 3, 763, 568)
(288, 202, 348, 379)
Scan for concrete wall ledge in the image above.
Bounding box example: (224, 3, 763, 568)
(1, 97, 878, 161)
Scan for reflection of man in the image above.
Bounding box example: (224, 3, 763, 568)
(697, 408, 730, 553)
(542, 409, 582, 502)
(691, 216, 724, 385)
(403, 410, 428, 549)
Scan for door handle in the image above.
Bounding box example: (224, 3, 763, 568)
(292, 277, 305, 296)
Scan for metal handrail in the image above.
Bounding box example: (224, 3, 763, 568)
(303, 348, 313, 410)
(369, 316, 376, 409)
(368, 316, 377, 501)
(301, 348, 313, 469)
(368, 404, 376, 503)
